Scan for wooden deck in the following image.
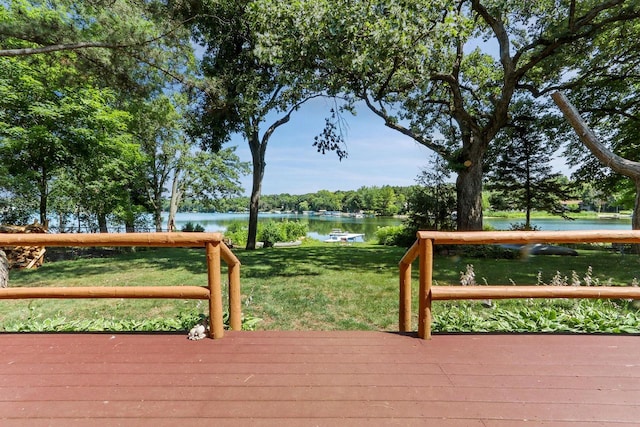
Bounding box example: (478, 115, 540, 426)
(1, 331, 639, 426)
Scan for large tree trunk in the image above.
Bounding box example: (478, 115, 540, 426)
(243, 114, 289, 250)
(455, 161, 484, 231)
(455, 130, 486, 231)
(246, 136, 265, 250)
(633, 178, 640, 232)
(97, 213, 108, 233)
(153, 200, 163, 232)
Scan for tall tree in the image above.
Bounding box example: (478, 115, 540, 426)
(176, 0, 323, 249)
(406, 157, 457, 233)
(0, 55, 132, 225)
(250, 0, 640, 230)
(131, 94, 249, 232)
(1, 1, 200, 231)
(166, 145, 248, 231)
(131, 95, 183, 231)
(486, 98, 572, 229)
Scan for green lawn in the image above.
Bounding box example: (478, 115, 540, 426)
(2, 241, 639, 334)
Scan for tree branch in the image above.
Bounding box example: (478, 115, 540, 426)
(515, 1, 640, 79)
(552, 91, 640, 178)
(0, 42, 124, 57)
(361, 93, 449, 158)
(1, 15, 197, 57)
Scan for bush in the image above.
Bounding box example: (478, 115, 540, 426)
(181, 222, 205, 232)
(281, 220, 308, 241)
(258, 221, 285, 248)
(224, 222, 248, 247)
(509, 222, 541, 231)
(375, 225, 415, 247)
(223, 220, 308, 248)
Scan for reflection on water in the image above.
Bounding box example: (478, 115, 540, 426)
(170, 212, 633, 242)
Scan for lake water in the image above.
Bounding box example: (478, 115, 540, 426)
(171, 212, 633, 242)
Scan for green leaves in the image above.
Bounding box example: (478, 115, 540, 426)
(433, 299, 640, 334)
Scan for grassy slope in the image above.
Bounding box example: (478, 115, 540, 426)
(2, 242, 639, 333)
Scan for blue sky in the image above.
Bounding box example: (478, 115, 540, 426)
(229, 98, 436, 196)
(228, 97, 571, 196)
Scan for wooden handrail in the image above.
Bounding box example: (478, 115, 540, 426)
(417, 229, 640, 244)
(400, 230, 640, 339)
(0, 232, 240, 339)
(0, 286, 210, 299)
(0, 232, 224, 247)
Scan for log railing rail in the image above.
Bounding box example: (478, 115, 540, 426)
(400, 230, 640, 339)
(0, 232, 241, 339)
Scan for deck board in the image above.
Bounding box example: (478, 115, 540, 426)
(1, 331, 639, 426)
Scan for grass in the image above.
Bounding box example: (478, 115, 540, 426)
(1, 241, 640, 334)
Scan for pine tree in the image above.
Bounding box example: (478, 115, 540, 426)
(487, 100, 572, 229)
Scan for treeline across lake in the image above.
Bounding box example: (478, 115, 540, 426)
(175, 185, 413, 217)
(172, 179, 627, 219)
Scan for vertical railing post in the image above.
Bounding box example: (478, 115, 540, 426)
(206, 241, 224, 339)
(220, 243, 242, 331)
(418, 238, 434, 339)
(228, 261, 242, 331)
(399, 260, 412, 332)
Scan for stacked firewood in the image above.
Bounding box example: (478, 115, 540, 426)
(0, 222, 48, 270)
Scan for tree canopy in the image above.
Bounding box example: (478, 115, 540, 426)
(175, 0, 328, 248)
(249, 0, 640, 230)
(0, 1, 248, 231)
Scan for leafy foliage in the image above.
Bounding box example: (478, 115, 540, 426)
(181, 222, 205, 232)
(375, 225, 413, 247)
(258, 221, 285, 248)
(313, 109, 348, 160)
(224, 220, 308, 248)
(249, 0, 640, 230)
(0, 0, 195, 95)
(176, 0, 327, 249)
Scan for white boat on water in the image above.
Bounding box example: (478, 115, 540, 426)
(324, 229, 365, 243)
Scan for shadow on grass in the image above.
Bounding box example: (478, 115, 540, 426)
(11, 242, 640, 288)
(10, 244, 409, 284)
(236, 245, 407, 279)
(11, 247, 209, 285)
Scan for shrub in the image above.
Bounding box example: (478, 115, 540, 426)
(224, 220, 308, 248)
(376, 225, 415, 247)
(509, 222, 541, 231)
(258, 221, 285, 248)
(181, 222, 205, 232)
(224, 222, 248, 247)
(281, 220, 308, 241)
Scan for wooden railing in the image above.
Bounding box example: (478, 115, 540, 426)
(0, 232, 241, 339)
(400, 230, 640, 339)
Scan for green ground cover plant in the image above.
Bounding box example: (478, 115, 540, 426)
(1, 242, 639, 334)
